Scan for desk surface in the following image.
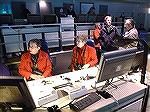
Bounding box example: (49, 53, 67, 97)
(40, 81, 146, 112)
(27, 67, 147, 112)
(27, 67, 98, 88)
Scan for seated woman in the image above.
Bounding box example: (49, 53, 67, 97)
(70, 35, 98, 71)
(18, 39, 52, 80)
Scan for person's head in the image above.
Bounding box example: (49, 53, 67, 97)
(76, 35, 87, 48)
(70, 5, 73, 10)
(28, 39, 41, 54)
(91, 7, 95, 11)
(88, 7, 95, 14)
(124, 19, 135, 31)
(95, 23, 101, 29)
(104, 16, 112, 26)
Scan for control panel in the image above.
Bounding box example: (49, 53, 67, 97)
(28, 82, 58, 107)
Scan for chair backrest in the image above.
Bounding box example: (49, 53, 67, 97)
(39, 39, 56, 74)
(0, 63, 11, 76)
(86, 39, 95, 48)
(39, 39, 50, 57)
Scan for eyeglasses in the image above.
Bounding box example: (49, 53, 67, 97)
(76, 40, 83, 44)
(28, 45, 38, 49)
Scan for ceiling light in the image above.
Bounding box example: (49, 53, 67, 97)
(39, 0, 46, 8)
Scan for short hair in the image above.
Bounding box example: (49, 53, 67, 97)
(76, 34, 87, 43)
(95, 23, 101, 26)
(104, 15, 112, 22)
(28, 39, 41, 48)
(126, 19, 135, 27)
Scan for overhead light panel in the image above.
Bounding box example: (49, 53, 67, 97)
(148, 8, 150, 14)
(39, 0, 46, 8)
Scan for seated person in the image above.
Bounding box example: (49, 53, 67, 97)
(70, 35, 98, 71)
(66, 5, 77, 18)
(87, 7, 96, 15)
(18, 39, 52, 80)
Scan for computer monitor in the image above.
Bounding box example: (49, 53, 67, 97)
(96, 48, 137, 84)
(130, 50, 144, 72)
(42, 14, 58, 24)
(27, 14, 41, 24)
(0, 14, 14, 25)
(0, 76, 36, 111)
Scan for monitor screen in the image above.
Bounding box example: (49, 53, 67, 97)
(0, 76, 36, 111)
(96, 48, 137, 83)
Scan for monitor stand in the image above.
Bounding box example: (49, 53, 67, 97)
(101, 79, 118, 90)
(91, 79, 117, 99)
(96, 90, 112, 99)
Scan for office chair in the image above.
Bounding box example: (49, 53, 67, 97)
(0, 63, 11, 76)
(39, 39, 50, 56)
(39, 39, 55, 74)
(86, 39, 95, 48)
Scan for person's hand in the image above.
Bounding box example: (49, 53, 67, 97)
(37, 75, 44, 79)
(119, 47, 125, 50)
(72, 69, 75, 72)
(82, 64, 90, 69)
(30, 74, 44, 80)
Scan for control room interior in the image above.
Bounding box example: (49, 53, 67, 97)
(0, 0, 150, 112)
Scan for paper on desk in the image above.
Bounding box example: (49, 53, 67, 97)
(63, 85, 81, 93)
(29, 84, 54, 99)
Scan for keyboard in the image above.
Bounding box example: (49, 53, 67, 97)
(69, 92, 101, 111)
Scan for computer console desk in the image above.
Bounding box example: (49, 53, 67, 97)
(27, 67, 147, 112)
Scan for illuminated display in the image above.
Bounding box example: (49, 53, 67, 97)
(0, 3, 12, 14)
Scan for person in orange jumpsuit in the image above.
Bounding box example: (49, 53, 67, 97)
(93, 23, 102, 63)
(19, 39, 52, 80)
(70, 35, 98, 71)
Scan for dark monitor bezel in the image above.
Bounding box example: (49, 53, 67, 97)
(131, 50, 144, 70)
(42, 14, 58, 24)
(0, 14, 14, 25)
(27, 14, 42, 24)
(0, 76, 36, 111)
(96, 48, 138, 83)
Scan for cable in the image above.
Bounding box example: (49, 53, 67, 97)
(0, 102, 15, 112)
